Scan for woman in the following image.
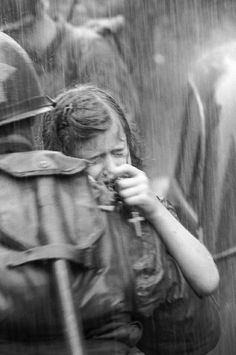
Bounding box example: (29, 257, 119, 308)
(43, 85, 220, 354)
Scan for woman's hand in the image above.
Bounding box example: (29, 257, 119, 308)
(113, 164, 159, 218)
(112, 164, 219, 296)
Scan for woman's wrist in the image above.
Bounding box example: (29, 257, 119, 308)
(144, 196, 166, 225)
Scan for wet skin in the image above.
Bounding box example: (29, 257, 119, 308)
(74, 112, 158, 218)
(73, 109, 219, 296)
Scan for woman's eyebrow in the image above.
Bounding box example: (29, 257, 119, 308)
(86, 152, 104, 159)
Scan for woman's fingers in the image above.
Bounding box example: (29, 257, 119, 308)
(113, 164, 142, 178)
(117, 175, 146, 189)
(111, 164, 158, 215)
(119, 184, 147, 199)
(122, 195, 146, 206)
(114, 164, 148, 190)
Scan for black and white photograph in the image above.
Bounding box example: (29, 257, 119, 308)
(0, 1, 236, 354)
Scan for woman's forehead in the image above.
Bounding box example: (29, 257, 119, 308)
(79, 118, 127, 156)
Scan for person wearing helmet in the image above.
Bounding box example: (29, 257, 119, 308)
(0, 0, 139, 130)
(0, 32, 106, 355)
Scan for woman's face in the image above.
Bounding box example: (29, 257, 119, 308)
(75, 114, 130, 182)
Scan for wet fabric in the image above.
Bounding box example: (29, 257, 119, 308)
(136, 201, 220, 355)
(138, 286, 220, 355)
(0, 148, 172, 354)
(0, 147, 220, 354)
(0, 340, 144, 355)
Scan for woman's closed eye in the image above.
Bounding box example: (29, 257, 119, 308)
(112, 149, 126, 157)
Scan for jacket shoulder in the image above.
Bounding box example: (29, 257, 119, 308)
(0, 150, 88, 177)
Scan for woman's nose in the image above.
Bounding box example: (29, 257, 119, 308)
(103, 154, 116, 177)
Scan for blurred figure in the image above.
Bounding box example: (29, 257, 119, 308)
(168, 42, 236, 355)
(0, 0, 139, 127)
(48, 0, 126, 27)
(42, 84, 220, 355)
(48, 0, 76, 22)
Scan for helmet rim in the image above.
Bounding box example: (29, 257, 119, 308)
(0, 105, 53, 127)
(0, 96, 54, 127)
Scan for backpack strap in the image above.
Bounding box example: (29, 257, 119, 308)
(6, 244, 102, 271)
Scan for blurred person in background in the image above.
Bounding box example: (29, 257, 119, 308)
(167, 42, 236, 355)
(0, 32, 106, 355)
(48, 0, 76, 22)
(0, 0, 139, 130)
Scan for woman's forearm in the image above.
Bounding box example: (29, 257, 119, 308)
(113, 164, 219, 296)
(148, 199, 219, 296)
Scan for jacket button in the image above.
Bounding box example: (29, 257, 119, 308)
(39, 160, 49, 168)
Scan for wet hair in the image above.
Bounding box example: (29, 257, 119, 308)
(42, 85, 142, 168)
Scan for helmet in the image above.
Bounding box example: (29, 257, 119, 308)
(0, 32, 53, 126)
